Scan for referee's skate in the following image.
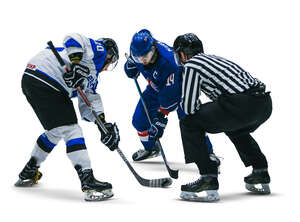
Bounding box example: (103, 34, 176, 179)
(180, 175, 220, 202)
(244, 169, 271, 194)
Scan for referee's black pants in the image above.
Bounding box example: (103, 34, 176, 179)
(179, 92, 272, 175)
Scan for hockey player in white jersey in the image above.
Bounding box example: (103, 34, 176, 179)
(15, 33, 120, 201)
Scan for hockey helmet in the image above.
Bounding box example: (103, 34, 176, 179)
(98, 38, 119, 71)
(173, 33, 203, 65)
(130, 30, 155, 64)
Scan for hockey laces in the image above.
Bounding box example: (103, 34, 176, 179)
(186, 177, 203, 186)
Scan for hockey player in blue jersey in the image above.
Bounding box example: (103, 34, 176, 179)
(15, 33, 120, 201)
(124, 29, 216, 162)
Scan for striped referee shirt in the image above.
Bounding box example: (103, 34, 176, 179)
(181, 53, 263, 115)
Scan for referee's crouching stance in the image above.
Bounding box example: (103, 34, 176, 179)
(173, 33, 272, 202)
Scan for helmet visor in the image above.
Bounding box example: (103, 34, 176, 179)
(132, 46, 155, 64)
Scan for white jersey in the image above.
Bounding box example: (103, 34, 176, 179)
(25, 33, 107, 122)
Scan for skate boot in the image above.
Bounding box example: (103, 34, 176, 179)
(15, 157, 42, 187)
(244, 168, 271, 194)
(75, 165, 113, 201)
(132, 143, 161, 161)
(180, 175, 220, 202)
(209, 153, 222, 174)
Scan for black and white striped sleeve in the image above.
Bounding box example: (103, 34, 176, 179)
(180, 66, 202, 115)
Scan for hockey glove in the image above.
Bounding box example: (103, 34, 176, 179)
(148, 112, 168, 140)
(124, 55, 139, 79)
(63, 63, 90, 88)
(99, 122, 120, 151)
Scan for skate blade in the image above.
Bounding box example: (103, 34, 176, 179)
(84, 189, 114, 201)
(14, 179, 36, 187)
(245, 183, 271, 194)
(180, 190, 220, 202)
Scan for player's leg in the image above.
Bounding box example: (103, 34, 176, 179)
(177, 107, 221, 170)
(131, 86, 161, 161)
(61, 124, 113, 201)
(15, 130, 61, 187)
(178, 100, 238, 202)
(179, 120, 220, 202)
(226, 131, 270, 194)
(16, 74, 65, 186)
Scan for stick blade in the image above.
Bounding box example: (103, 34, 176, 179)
(137, 177, 173, 188)
(168, 168, 179, 179)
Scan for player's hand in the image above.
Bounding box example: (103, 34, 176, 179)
(148, 112, 168, 140)
(63, 63, 90, 88)
(99, 122, 120, 151)
(124, 55, 139, 79)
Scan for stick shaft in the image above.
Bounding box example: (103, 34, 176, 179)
(48, 42, 172, 186)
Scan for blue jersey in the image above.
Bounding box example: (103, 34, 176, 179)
(125, 40, 183, 114)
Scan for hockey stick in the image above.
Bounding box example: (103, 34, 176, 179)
(125, 53, 179, 179)
(47, 41, 172, 187)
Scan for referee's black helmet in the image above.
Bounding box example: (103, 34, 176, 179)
(173, 33, 203, 65)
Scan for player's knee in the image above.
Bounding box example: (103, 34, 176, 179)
(62, 124, 84, 142)
(44, 127, 64, 144)
(132, 117, 149, 132)
(45, 124, 84, 143)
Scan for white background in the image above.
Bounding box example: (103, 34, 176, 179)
(1, 0, 299, 221)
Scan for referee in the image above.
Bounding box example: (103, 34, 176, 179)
(173, 33, 272, 202)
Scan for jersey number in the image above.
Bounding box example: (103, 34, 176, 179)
(95, 41, 104, 52)
(166, 73, 175, 86)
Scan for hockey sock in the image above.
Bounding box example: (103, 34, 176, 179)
(66, 138, 91, 170)
(31, 133, 58, 166)
(138, 130, 156, 150)
(62, 124, 91, 170)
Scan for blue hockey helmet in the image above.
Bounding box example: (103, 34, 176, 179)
(130, 31, 154, 57)
(138, 29, 152, 37)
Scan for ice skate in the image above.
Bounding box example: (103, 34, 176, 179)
(244, 168, 271, 194)
(132, 143, 161, 161)
(209, 153, 222, 174)
(75, 165, 113, 201)
(15, 157, 42, 187)
(180, 176, 220, 202)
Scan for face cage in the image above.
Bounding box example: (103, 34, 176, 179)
(105, 53, 118, 71)
(132, 46, 155, 64)
(106, 59, 118, 71)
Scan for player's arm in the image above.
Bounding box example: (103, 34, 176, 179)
(63, 33, 86, 63)
(180, 65, 202, 115)
(62, 34, 90, 88)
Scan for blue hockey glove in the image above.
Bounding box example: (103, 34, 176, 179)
(148, 112, 168, 140)
(124, 55, 139, 79)
(63, 63, 90, 88)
